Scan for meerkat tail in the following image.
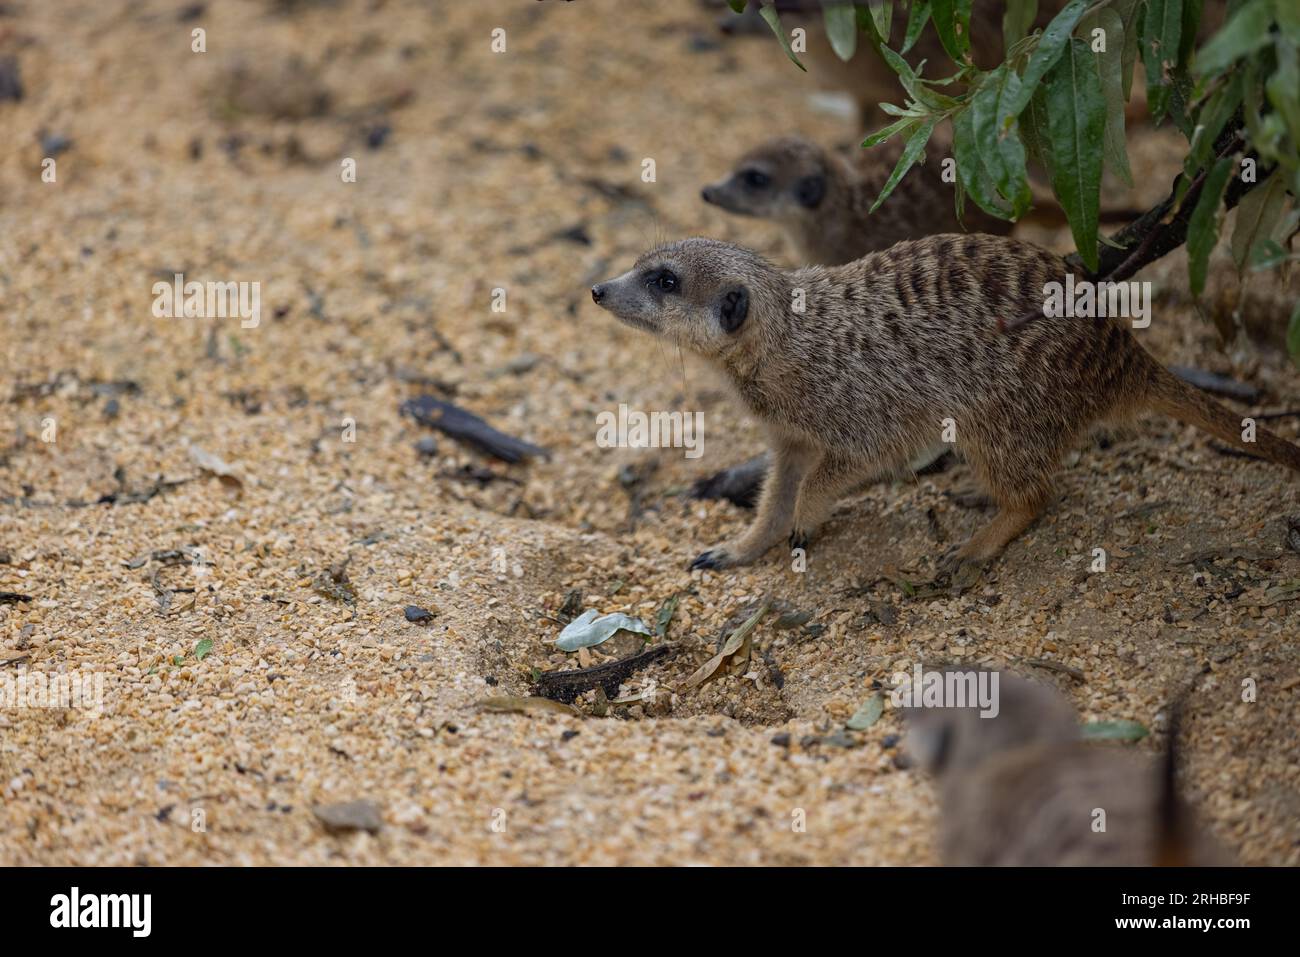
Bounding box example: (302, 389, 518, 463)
(1147, 366, 1300, 472)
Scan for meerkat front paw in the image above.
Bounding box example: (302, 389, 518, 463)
(690, 538, 768, 570)
(689, 549, 727, 570)
(788, 529, 810, 551)
(689, 547, 737, 571)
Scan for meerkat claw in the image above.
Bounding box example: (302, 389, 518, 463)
(789, 530, 809, 551)
(689, 550, 727, 571)
(935, 545, 963, 578)
(935, 550, 988, 592)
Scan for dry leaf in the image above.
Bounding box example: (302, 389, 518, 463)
(683, 599, 771, 692)
(846, 692, 885, 730)
(189, 444, 243, 490)
(477, 695, 582, 717)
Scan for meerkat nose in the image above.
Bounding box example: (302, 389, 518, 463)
(701, 186, 716, 204)
(590, 284, 606, 304)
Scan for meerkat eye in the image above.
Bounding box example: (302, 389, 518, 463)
(646, 268, 679, 293)
(741, 168, 770, 189)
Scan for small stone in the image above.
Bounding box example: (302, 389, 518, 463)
(0, 57, 22, 102)
(312, 799, 383, 835)
(404, 604, 435, 624)
(39, 131, 73, 157)
(823, 729, 860, 749)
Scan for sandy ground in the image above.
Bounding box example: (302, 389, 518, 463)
(1, 0, 1297, 865)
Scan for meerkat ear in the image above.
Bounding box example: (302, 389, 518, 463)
(795, 174, 826, 209)
(717, 286, 749, 333)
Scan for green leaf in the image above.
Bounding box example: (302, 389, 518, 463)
(971, 65, 1033, 216)
(1186, 153, 1235, 297)
(1005, 0, 1089, 117)
(555, 610, 653, 652)
(1288, 301, 1300, 368)
(902, 0, 932, 54)
(1231, 170, 1287, 274)
(1081, 719, 1149, 742)
(1142, 0, 1184, 121)
(1279, 0, 1300, 44)
(1003, 0, 1039, 52)
(1165, 64, 1197, 137)
(194, 638, 214, 661)
(655, 593, 680, 639)
(1194, 0, 1275, 75)
(1112, 0, 1143, 99)
(822, 0, 858, 61)
(1250, 238, 1291, 271)
(846, 692, 885, 730)
(1021, 82, 1055, 172)
(870, 115, 939, 213)
(727, 0, 747, 12)
(758, 3, 808, 71)
(931, 0, 973, 63)
(1081, 8, 1133, 187)
(954, 106, 1015, 219)
(878, 44, 960, 110)
(868, 0, 893, 41)
(879, 101, 929, 117)
(1046, 38, 1106, 270)
(1178, 0, 1204, 66)
(1267, 37, 1300, 150)
(1183, 70, 1244, 192)
(863, 115, 919, 148)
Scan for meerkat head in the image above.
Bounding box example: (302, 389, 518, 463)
(700, 136, 836, 223)
(590, 238, 784, 360)
(902, 669, 1081, 779)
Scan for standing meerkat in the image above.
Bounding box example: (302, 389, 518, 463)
(903, 671, 1228, 866)
(702, 133, 1011, 266)
(590, 234, 1300, 574)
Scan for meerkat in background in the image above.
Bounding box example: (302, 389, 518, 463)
(702, 132, 1010, 266)
(903, 671, 1228, 865)
(590, 235, 1300, 574)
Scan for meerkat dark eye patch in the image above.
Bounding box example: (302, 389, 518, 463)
(795, 174, 826, 209)
(643, 268, 679, 294)
(741, 168, 770, 190)
(718, 286, 749, 333)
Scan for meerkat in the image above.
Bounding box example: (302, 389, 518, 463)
(903, 670, 1227, 865)
(702, 132, 1011, 266)
(590, 234, 1300, 574)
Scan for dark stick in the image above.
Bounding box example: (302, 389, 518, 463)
(534, 644, 677, 704)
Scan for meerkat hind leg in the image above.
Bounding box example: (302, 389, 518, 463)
(789, 453, 870, 549)
(949, 499, 1046, 566)
(939, 429, 1058, 579)
(934, 502, 1042, 588)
